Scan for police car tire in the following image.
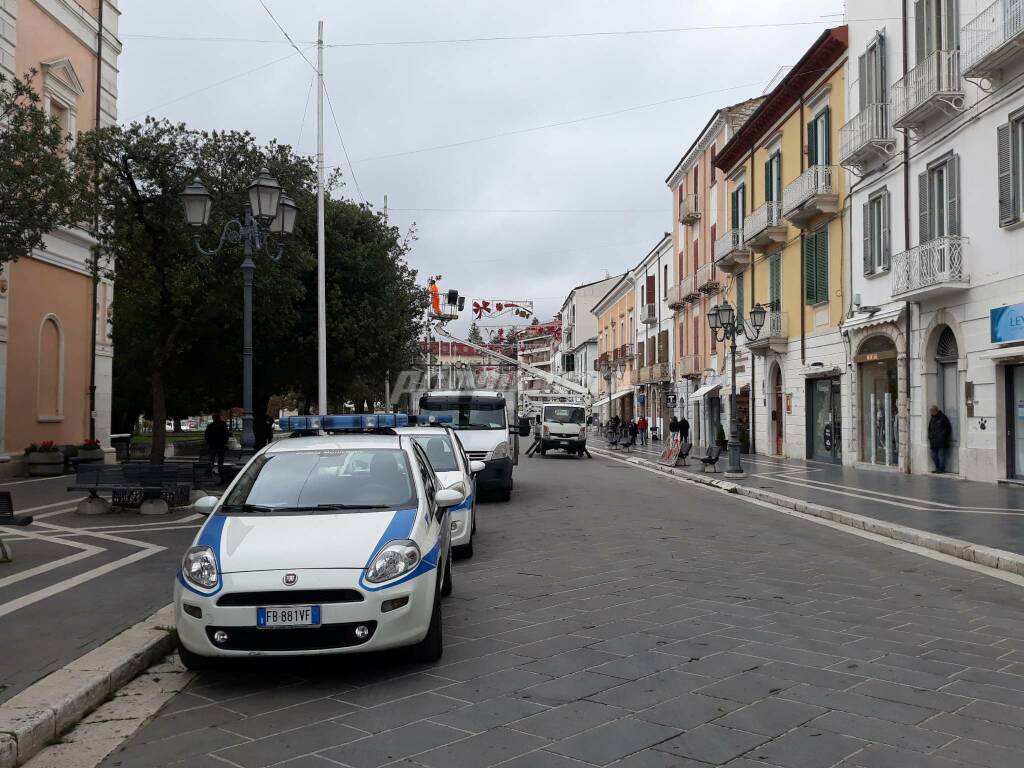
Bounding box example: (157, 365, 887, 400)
(177, 640, 211, 671)
(412, 586, 444, 663)
(455, 538, 474, 559)
(440, 549, 453, 596)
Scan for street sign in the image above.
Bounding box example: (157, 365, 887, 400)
(992, 303, 1024, 344)
(666, 394, 677, 408)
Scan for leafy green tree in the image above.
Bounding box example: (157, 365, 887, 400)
(467, 322, 484, 344)
(0, 71, 82, 261)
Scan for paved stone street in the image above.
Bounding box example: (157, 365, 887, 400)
(102, 453, 1024, 768)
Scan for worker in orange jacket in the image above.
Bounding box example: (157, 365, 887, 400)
(429, 278, 440, 314)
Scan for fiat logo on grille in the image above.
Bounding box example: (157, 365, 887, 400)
(283, 573, 298, 586)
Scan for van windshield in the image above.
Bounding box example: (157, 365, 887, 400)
(544, 406, 585, 425)
(420, 399, 507, 431)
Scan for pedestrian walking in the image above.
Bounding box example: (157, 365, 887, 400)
(928, 405, 952, 474)
(680, 415, 691, 444)
(638, 416, 649, 446)
(204, 411, 229, 476)
(627, 419, 639, 447)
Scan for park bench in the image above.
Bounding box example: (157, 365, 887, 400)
(698, 445, 723, 473)
(0, 491, 33, 563)
(677, 441, 693, 467)
(68, 463, 194, 515)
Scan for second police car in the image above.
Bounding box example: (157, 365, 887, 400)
(174, 432, 460, 668)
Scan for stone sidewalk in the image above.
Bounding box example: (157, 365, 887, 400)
(597, 436, 1024, 557)
(98, 454, 1024, 768)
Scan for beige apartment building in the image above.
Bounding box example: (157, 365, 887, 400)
(664, 98, 763, 446)
(1, 0, 120, 471)
(592, 276, 636, 423)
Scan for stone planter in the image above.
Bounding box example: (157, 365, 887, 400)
(76, 447, 105, 463)
(26, 451, 64, 476)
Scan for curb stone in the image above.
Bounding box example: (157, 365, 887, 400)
(591, 446, 1024, 579)
(0, 604, 175, 768)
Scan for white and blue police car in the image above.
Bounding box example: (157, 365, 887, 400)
(174, 433, 460, 668)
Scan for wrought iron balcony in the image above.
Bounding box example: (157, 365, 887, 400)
(677, 354, 700, 379)
(743, 201, 787, 252)
(620, 343, 635, 359)
(839, 103, 897, 172)
(891, 235, 970, 299)
(713, 228, 751, 273)
(695, 261, 721, 293)
(745, 311, 788, 355)
(636, 362, 672, 384)
(641, 302, 658, 325)
(678, 193, 700, 225)
(963, 0, 1024, 80)
(891, 49, 964, 133)
(666, 275, 699, 309)
(782, 165, 839, 227)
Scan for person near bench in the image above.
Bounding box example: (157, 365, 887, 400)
(205, 411, 229, 476)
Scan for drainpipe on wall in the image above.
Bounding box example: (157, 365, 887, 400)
(799, 94, 806, 365)
(88, 0, 104, 442)
(748, 146, 755, 454)
(902, 0, 912, 474)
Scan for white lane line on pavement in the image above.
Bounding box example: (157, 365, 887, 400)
(79, 513, 202, 530)
(0, 530, 104, 589)
(749, 473, 1024, 516)
(596, 449, 1024, 588)
(0, 474, 74, 488)
(13, 499, 83, 515)
(8, 523, 203, 540)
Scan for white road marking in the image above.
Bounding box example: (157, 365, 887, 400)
(0, 475, 74, 488)
(0, 529, 104, 589)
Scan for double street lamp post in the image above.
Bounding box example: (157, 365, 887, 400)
(180, 169, 298, 454)
(707, 299, 767, 478)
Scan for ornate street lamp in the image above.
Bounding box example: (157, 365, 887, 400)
(181, 169, 298, 454)
(707, 299, 768, 477)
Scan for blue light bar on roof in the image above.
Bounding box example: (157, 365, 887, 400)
(278, 415, 322, 431)
(279, 414, 408, 432)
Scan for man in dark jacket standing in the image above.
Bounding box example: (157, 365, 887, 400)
(205, 411, 230, 476)
(928, 405, 952, 474)
(680, 415, 691, 444)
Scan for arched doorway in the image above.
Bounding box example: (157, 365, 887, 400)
(857, 335, 898, 466)
(770, 363, 784, 456)
(935, 326, 960, 473)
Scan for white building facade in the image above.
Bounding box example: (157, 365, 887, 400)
(555, 275, 622, 399)
(844, 0, 1024, 482)
(633, 235, 677, 439)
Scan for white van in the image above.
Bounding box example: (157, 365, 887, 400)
(418, 391, 523, 502)
(538, 403, 587, 456)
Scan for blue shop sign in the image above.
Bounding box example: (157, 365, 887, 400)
(637, 393, 646, 405)
(991, 303, 1024, 344)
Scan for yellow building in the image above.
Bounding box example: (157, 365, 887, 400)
(591, 276, 636, 423)
(713, 27, 849, 463)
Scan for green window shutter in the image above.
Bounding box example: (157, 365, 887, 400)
(946, 154, 960, 236)
(815, 229, 829, 303)
(942, 0, 958, 50)
(863, 201, 873, 276)
(998, 123, 1018, 226)
(881, 190, 892, 270)
(731, 188, 739, 229)
(915, 0, 927, 63)
(736, 272, 745, 321)
(769, 254, 781, 309)
(807, 115, 818, 166)
(821, 106, 832, 165)
(858, 53, 867, 109)
(764, 159, 772, 203)
(804, 235, 816, 304)
(918, 170, 930, 244)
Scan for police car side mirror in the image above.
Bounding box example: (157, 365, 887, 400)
(469, 460, 486, 475)
(435, 487, 465, 508)
(194, 496, 218, 516)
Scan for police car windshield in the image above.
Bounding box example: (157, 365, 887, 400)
(544, 406, 585, 424)
(222, 449, 417, 512)
(411, 436, 459, 472)
(420, 402, 506, 431)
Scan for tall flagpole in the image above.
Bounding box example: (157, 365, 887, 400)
(316, 20, 327, 416)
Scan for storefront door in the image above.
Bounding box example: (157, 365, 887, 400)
(1008, 366, 1024, 481)
(808, 377, 842, 463)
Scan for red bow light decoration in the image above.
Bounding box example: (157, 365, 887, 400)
(471, 299, 534, 320)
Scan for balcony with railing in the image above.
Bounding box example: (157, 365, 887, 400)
(678, 192, 700, 225)
(695, 261, 721, 293)
(713, 228, 751, 274)
(677, 354, 700, 379)
(745, 310, 788, 355)
(891, 49, 964, 133)
(743, 201, 787, 252)
(620, 342, 635, 359)
(641, 302, 658, 325)
(636, 361, 672, 384)
(963, 0, 1024, 80)
(839, 103, 896, 171)
(667, 275, 699, 309)
(782, 165, 839, 227)
(890, 236, 970, 299)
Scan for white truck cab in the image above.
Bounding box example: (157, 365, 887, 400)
(538, 403, 587, 456)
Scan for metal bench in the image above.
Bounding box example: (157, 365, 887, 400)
(677, 441, 693, 467)
(0, 491, 33, 563)
(698, 445, 723, 473)
(68, 464, 194, 515)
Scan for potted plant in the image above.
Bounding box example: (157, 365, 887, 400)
(24, 441, 64, 476)
(76, 438, 105, 463)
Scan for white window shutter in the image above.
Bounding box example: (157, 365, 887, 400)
(918, 171, 930, 245)
(881, 190, 892, 271)
(863, 201, 873, 275)
(946, 154, 960, 236)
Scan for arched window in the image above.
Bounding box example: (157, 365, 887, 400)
(37, 315, 64, 421)
(936, 326, 958, 362)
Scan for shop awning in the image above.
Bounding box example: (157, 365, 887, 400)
(980, 346, 1024, 363)
(840, 306, 903, 333)
(592, 389, 633, 408)
(689, 383, 720, 401)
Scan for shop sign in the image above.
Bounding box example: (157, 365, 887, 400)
(991, 303, 1024, 344)
(637, 393, 646, 405)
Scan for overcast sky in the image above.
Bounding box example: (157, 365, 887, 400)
(119, 0, 845, 335)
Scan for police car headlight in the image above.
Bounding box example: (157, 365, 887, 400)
(182, 546, 219, 590)
(366, 540, 421, 584)
(490, 442, 509, 460)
